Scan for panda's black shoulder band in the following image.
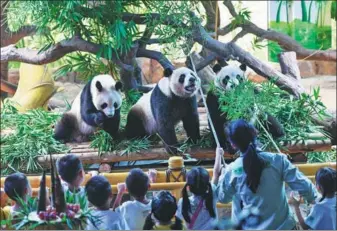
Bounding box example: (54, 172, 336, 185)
(163, 68, 173, 77)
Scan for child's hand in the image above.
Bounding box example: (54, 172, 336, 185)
(117, 183, 127, 194)
(288, 191, 301, 208)
(88, 171, 99, 177)
(216, 147, 224, 157)
(148, 169, 157, 183)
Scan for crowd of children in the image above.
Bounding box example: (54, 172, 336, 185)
(1, 119, 336, 230)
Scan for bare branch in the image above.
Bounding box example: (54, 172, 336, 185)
(215, 23, 237, 36)
(138, 25, 154, 48)
(1, 25, 38, 47)
(136, 48, 174, 70)
(221, 0, 336, 61)
(189, 12, 305, 97)
(0, 36, 133, 71)
(231, 30, 247, 43)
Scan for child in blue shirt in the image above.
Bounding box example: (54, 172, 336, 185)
(289, 167, 336, 230)
(214, 119, 318, 230)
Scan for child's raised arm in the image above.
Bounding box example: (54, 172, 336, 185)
(212, 147, 224, 185)
(289, 191, 310, 230)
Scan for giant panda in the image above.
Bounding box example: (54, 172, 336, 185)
(125, 67, 201, 154)
(206, 62, 285, 154)
(54, 74, 123, 143)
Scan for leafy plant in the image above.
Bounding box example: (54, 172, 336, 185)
(1, 101, 69, 174)
(230, 8, 251, 29)
(212, 79, 330, 151)
(306, 150, 336, 163)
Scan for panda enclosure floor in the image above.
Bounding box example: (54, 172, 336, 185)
(20, 75, 329, 167)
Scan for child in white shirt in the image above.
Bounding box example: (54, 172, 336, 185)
(176, 166, 219, 229)
(114, 168, 157, 230)
(85, 175, 129, 230)
(56, 154, 88, 210)
(290, 167, 336, 230)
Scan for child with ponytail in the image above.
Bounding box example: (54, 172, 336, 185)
(216, 119, 318, 230)
(143, 191, 183, 230)
(289, 167, 336, 230)
(176, 167, 218, 230)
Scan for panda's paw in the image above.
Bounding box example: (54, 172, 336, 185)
(94, 112, 105, 126)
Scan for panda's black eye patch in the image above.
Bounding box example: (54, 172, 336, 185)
(101, 103, 108, 109)
(179, 74, 185, 83)
(237, 75, 243, 83)
(114, 102, 118, 108)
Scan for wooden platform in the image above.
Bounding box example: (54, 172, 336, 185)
(37, 108, 332, 166)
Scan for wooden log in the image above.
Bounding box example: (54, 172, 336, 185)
(278, 52, 301, 81)
(37, 138, 331, 166)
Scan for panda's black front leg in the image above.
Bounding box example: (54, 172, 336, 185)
(82, 110, 106, 127)
(157, 123, 179, 154)
(182, 114, 200, 143)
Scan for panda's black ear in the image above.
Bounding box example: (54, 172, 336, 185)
(212, 64, 222, 74)
(115, 81, 123, 91)
(240, 64, 247, 71)
(96, 81, 103, 92)
(163, 68, 173, 77)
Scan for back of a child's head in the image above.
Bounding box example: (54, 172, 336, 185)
(143, 191, 182, 230)
(315, 167, 336, 201)
(4, 173, 29, 202)
(126, 168, 149, 199)
(85, 175, 111, 208)
(182, 167, 215, 223)
(56, 154, 83, 184)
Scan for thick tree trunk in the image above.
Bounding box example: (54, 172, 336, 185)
(119, 43, 140, 91)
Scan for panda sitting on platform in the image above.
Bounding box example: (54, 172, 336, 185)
(206, 61, 285, 154)
(54, 74, 123, 143)
(125, 67, 201, 154)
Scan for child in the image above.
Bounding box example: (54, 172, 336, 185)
(4, 173, 32, 216)
(216, 119, 317, 230)
(85, 175, 129, 230)
(114, 168, 157, 230)
(176, 167, 218, 230)
(143, 190, 183, 230)
(56, 154, 88, 209)
(289, 167, 336, 230)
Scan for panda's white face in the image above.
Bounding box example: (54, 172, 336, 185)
(91, 74, 123, 118)
(214, 65, 246, 91)
(168, 67, 201, 98)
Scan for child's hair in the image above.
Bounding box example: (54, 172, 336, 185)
(143, 191, 182, 230)
(4, 173, 29, 202)
(315, 167, 336, 202)
(182, 167, 215, 223)
(226, 119, 266, 193)
(56, 154, 83, 184)
(85, 175, 111, 207)
(126, 168, 149, 198)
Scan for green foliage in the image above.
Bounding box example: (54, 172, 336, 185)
(212, 80, 330, 151)
(306, 150, 336, 163)
(0, 101, 69, 174)
(331, 0, 337, 20)
(90, 130, 151, 156)
(230, 8, 251, 29)
(268, 19, 331, 62)
(7, 0, 196, 72)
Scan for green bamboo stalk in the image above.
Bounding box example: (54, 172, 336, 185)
(301, 0, 308, 22)
(276, 0, 283, 23)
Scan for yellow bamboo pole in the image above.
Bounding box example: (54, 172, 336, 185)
(1, 162, 335, 189)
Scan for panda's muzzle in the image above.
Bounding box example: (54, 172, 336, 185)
(185, 78, 197, 92)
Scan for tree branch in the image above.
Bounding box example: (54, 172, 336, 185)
(138, 25, 154, 48)
(1, 25, 38, 47)
(0, 36, 133, 71)
(220, 0, 336, 62)
(189, 12, 305, 97)
(231, 30, 247, 43)
(136, 48, 174, 70)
